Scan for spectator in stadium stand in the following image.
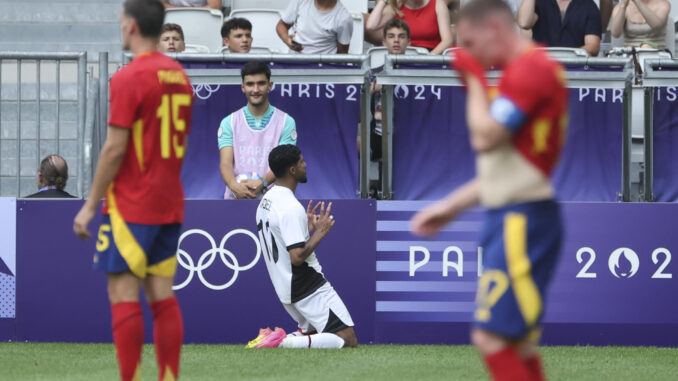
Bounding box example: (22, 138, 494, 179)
(161, 0, 221, 9)
(357, 19, 411, 196)
(25, 155, 76, 198)
(158, 23, 186, 53)
(221, 17, 253, 53)
(276, 0, 354, 54)
(610, 0, 671, 50)
(366, 0, 453, 55)
(517, 0, 602, 56)
(218, 62, 298, 199)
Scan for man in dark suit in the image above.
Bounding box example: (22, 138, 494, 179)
(25, 155, 77, 198)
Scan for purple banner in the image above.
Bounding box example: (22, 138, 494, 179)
(653, 87, 678, 202)
(393, 87, 622, 201)
(182, 63, 360, 200)
(376, 201, 678, 345)
(12, 199, 678, 346)
(15, 199, 376, 344)
(0, 198, 16, 341)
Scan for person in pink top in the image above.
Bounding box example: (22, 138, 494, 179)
(218, 62, 298, 199)
(366, 0, 453, 54)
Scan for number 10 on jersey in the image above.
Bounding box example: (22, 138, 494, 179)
(158, 93, 191, 159)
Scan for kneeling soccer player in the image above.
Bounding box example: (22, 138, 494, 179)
(251, 145, 358, 349)
(73, 0, 193, 379)
(410, 0, 568, 380)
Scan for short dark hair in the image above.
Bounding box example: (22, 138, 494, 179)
(458, 0, 514, 24)
(123, 0, 165, 38)
(221, 17, 253, 38)
(39, 155, 69, 190)
(241, 61, 271, 81)
(383, 18, 411, 39)
(160, 23, 185, 41)
(269, 145, 302, 179)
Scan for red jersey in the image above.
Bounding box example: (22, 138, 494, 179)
(493, 48, 568, 175)
(103, 51, 193, 224)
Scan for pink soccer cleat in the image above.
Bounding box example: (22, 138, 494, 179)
(254, 327, 286, 348)
(246, 327, 272, 348)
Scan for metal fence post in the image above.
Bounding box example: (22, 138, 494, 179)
(16, 60, 22, 196)
(77, 52, 87, 197)
(359, 75, 371, 199)
(99, 52, 109, 150)
(56, 60, 60, 155)
(381, 84, 394, 200)
(36, 60, 41, 167)
(643, 86, 654, 202)
(622, 79, 632, 202)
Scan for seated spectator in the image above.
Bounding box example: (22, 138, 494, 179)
(162, 0, 221, 9)
(221, 18, 253, 53)
(25, 155, 76, 198)
(158, 23, 186, 53)
(517, 0, 602, 56)
(218, 62, 298, 199)
(366, 0, 453, 55)
(277, 0, 353, 54)
(357, 19, 412, 196)
(610, 0, 671, 50)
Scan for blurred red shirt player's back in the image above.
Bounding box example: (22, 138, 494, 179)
(104, 51, 193, 224)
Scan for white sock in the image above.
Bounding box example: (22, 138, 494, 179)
(279, 333, 345, 349)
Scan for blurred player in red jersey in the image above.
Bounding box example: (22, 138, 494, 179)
(410, 0, 568, 380)
(73, 0, 193, 379)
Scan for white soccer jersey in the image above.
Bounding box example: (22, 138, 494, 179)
(256, 186, 326, 304)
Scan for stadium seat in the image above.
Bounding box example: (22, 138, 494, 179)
(348, 13, 365, 54)
(229, 9, 290, 53)
(219, 46, 278, 54)
(340, 0, 368, 14)
(367, 46, 427, 69)
(231, 0, 293, 11)
(184, 44, 211, 53)
(442, 47, 459, 56)
(665, 16, 675, 56)
(165, 8, 224, 52)
(539, 47, 589, 59)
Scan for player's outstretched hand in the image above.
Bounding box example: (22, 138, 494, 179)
(307, 200, 321, 233)
(409, 202, 458, 238)
(73, 205, 95, 240)
(314, 201, 335, 236)
(451, 49, 487, 90)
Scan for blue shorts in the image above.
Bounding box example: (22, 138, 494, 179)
(473, 200, 562, 341)
(93, 215, 181, 279)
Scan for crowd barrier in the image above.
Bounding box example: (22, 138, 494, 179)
(1, 199, 678, 346)
(167, 53, 667, 202)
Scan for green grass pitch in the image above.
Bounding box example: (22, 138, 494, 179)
(1, 343, 676, 380)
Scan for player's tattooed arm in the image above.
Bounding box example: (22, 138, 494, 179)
(289, 202, 335, 266)
(410, 179, 480, 237)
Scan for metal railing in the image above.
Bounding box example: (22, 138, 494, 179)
(377, 54, 635, 200)
(62, 51, 669, 202)
(0, 52, 87, 197)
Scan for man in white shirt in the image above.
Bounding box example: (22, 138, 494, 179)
(251, 145, 358, 349)
(276, 0, 354, 54)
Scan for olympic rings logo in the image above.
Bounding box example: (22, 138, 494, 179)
(192, 84, 221, 100)
(173, 229, 261, 291)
